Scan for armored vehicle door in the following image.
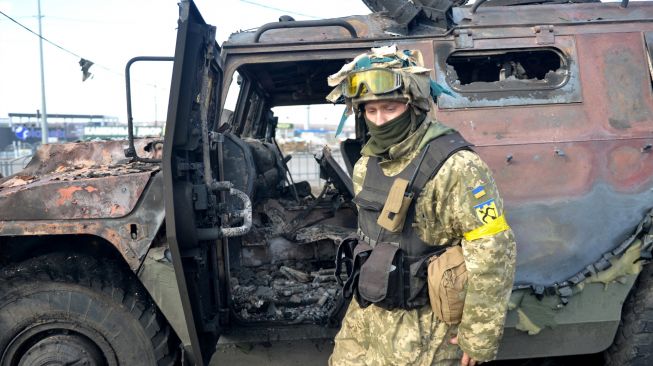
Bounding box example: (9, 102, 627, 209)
(163, 1, 251, 364)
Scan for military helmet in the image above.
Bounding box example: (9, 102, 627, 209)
(326, 45, 451, 116)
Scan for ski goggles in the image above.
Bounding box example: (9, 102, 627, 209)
(341, 68, 403, 98)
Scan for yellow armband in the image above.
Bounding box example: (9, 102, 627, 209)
(463, 214, 510, 241)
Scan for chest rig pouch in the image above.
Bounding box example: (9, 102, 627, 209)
(335, 132, 472, 310)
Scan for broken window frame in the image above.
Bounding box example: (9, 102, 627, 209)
(444, 47, 570, 93)
(434, 36, 583, 109)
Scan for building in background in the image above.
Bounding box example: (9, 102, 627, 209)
(3, 112, 162, 147)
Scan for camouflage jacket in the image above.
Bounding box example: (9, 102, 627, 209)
(330, 119, 517, 365)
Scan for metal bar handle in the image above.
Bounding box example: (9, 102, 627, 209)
(124, 56, 174, 161)
(254, 19, 358, 43)
(196, 187, 253, 240)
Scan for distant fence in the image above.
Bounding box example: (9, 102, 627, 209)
(285, 149, 347, 190)
(0, 155, 31, 178)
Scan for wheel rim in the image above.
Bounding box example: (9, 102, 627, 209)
(2, 321, 118, 366)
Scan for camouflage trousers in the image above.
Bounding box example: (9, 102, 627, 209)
(329, 299, 462, 366)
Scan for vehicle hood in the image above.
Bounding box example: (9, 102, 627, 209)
(0, 139, 161, 221)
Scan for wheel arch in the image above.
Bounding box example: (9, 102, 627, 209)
(0, 234, 130, 270)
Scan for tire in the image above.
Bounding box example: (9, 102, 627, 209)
(0, 253, 179, 366)
(605, 263, 653, 366)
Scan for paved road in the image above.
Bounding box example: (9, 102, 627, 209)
(210, 339, 333, 366)
(209, 340, 605, 366)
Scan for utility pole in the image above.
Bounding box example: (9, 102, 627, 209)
(305, 105, 310, 130)
(37, 0, 49, 145)
(154, 84, 158, 126)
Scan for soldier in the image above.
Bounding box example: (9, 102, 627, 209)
(327, 45, 517, 366)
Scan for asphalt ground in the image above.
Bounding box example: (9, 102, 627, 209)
(209, 340, 606, 366)
(211, 339, 332, 365)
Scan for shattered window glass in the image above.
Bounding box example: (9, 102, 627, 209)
(445, 48, 569, 93)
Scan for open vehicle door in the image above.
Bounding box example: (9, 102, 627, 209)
(163, 1, 252, 364)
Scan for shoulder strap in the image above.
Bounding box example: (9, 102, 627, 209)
(407, 132, 473, 197)
(355, 131, 473, 207)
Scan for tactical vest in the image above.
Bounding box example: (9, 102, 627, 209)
(336, 132, 472, 310)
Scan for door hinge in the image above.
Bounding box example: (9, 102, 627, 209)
(454, 29, 473, 49)
(533, 25, 555, 45)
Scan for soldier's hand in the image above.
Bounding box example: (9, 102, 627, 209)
(449, 336, 480, 366)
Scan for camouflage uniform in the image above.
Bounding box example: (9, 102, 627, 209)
(329, 119, 517, 366)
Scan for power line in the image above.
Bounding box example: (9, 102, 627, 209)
(0, 9, 166, 89)
(41, 15, 139, 25)
(0, 9, 83, 60)
(240, 0, 320, 19)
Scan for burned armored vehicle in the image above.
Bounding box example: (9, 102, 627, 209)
(1, 0, 653, 365)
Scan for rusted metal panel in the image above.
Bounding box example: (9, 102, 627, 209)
(0, 174, 151, 220)
(0, 172, 165, 270)
(452, 3, 653, 28)
(0, 139, 160, 220)
(533, 25, 555, 45)
(475, 139, 653, 202)
(0, 139, 163, 270)
(224, 3, 653, 52)
(436, 33, 653, 141)
(434, 27, 653, 286)
(475, 136, 653, 286)
(475, 143, 596, 202)
(226, 14, 396, 45)
(576, 32, 653, 134)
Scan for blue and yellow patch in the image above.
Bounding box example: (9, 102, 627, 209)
(472, 185, 486, 199)
(473, 199, 500, 224)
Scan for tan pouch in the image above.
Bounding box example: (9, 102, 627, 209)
(377, 178, 413, 233)
(427, 245, 468, 324)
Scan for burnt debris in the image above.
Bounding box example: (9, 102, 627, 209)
(231, 260, 345, 324)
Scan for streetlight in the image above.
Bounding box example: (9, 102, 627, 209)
(37, 0, 48, 145)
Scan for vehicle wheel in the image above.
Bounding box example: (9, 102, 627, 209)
(0, 253, 179, 366)
(604, 263, 653, 366)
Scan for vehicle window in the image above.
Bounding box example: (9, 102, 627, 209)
(435, 38, 582, 109)
(446, 48, 567, 92)
(224, 60, 356, 193)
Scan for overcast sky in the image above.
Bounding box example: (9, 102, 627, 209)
(0, 0, 371, 125)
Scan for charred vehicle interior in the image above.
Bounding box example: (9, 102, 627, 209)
(220, 59, 360, 326)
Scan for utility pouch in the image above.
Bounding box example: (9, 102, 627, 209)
(357, 242, 404, 310)
(427, 245, 468, 324)
(377, 178, 413, 233)
(335, 235, 373, 300)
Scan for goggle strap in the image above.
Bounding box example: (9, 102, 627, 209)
(429, 79, 455, 99)
(355, 56, 372, 70)
(335, 107, 349, 137)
